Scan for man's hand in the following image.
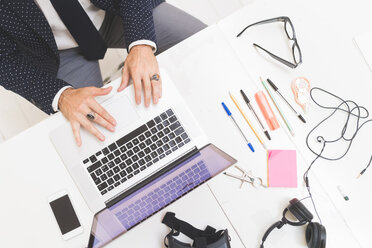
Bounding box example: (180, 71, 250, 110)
(119, 45, 162, 107)
(59, 87, 117, 147)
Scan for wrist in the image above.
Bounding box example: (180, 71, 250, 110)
(58, 88, 73, 110)
(130, 44, 153, 53)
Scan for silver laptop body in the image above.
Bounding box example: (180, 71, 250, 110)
(50, 70, 208, 213)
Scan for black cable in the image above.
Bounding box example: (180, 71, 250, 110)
(303, 138, 326, 224)
(303, 87, 372, 223)
(298, 196, 310, 202)
(358, 155, 372, 178)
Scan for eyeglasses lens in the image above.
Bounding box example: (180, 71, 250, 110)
(293, 44, 301, 64)
(284, 21, 295, 40)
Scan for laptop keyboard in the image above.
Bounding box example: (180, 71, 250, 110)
(114, 160, 210, 230)
(83, 109, 191, 196)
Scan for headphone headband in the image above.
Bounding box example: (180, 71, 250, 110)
(260, 220, 285, 248)
(260, 199, 326, 248)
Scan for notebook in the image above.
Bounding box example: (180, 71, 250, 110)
(354, 29, 372, 72)
(267, 149, 297, 188)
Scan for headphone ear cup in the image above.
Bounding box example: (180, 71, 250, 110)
(288, 198, 314, 223)
(306, 222, 326, 248)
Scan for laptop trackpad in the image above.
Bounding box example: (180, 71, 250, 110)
(80, 95, 140, 144)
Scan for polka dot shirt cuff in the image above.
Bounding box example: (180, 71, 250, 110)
(52, 86, 73, 112)
(128, 40, 157, 53)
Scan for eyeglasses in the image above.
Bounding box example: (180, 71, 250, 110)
(237, 16, 302, 69)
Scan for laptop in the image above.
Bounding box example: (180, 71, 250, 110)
(87, 143, 236, 248)
(50, 69, 234, 216)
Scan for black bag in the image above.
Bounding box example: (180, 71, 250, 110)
(162, 212, 231, 248)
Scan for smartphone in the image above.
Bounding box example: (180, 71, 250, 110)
(48, 191, 83, 240)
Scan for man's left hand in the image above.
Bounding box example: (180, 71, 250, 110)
(119, 45, 162, 107)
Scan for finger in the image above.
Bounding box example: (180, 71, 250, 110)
(151, 79, 162, 104)
(119, 64, 130, 92)
(89, 98, 117, 126)
(133, 76, 142, 105)
(158, 77, 163, 98)
(80, 115, 105, 141)
(93, 114, 115, 132)
(143, 76, 152, 107)
(92, 86, 112, 96)
(153, 62, 162, 99)
(71, 121, 82, 147)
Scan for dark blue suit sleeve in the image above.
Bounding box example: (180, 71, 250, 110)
(0, 30, 69, 114)
(91, 0, 160, 50)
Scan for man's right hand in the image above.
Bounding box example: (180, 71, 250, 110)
(58, 87, 117, 147)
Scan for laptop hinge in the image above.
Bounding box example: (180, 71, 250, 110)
(105, 146, 200, 209)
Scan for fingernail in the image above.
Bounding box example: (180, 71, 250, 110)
(154, 99, 158, 104)
(110, 127, 115, 132)
(113, 120, 117, 125)
(100, 136, 105, 141)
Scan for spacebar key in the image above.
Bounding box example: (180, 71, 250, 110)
(116, 124, 148, 147)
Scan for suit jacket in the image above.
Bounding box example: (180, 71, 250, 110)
(0, 0, 164, 114)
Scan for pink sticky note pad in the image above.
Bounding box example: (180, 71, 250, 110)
(268, 150, 297, 188)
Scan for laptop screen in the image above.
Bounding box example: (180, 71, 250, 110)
(87, 144, 236, 248)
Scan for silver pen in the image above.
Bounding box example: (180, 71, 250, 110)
(240, 90, 271, 140)
(267, 78, 306, 123)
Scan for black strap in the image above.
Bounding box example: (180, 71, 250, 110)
(50, 0, 107, 60)
(162, 212, 223, 247)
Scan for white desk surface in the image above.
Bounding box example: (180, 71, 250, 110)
(1, 0, 372, 247)
(216, 0, 372, 247)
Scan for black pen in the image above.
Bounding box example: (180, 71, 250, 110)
(266, 78, 306, 123)
(240, 90, 271, 140)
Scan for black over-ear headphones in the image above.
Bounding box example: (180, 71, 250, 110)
(260, 198, 326, 248)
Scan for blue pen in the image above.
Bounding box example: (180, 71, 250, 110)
(222, 102, 255, 152)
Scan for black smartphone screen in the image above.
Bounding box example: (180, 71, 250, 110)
(49, 194, 81, 235)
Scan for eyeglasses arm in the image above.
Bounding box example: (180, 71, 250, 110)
(237, 16, 289, 37)
(253, 43, 297, 69)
